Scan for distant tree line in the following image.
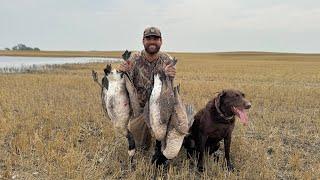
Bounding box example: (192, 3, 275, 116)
(4, 44, 40, 51)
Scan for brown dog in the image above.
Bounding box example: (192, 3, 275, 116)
(183, 89, 251, 172)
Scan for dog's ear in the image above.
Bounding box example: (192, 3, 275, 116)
(104, 64, 112, 75)
(215, 90, 227, 107)
(217, 90, 227, 100)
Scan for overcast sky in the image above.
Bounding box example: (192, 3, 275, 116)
(1, 0, 320, 53)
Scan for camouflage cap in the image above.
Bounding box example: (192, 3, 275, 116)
(143, 27, 161, 38)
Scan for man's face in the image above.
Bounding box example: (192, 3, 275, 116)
(143, 35, 162, 54)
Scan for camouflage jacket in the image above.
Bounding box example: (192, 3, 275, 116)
(127, 50, 175, 108)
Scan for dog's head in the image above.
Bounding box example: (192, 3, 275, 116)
(215, 89, 251, 125)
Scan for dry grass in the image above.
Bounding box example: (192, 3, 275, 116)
(0, 52, 319, 179)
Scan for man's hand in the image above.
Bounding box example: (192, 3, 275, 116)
(164, 63, 176, 78)
(118, 61, 133, 72)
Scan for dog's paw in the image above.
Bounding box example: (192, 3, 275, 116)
(227, 163, 234, 172)
(197, 165, 204, 172)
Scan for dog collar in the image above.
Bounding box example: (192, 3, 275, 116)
(214, 99, 234, 120)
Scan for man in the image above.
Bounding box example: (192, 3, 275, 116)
(118, 27, 176, 165)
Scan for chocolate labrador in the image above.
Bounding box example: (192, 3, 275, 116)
(183, 89, 251, 172)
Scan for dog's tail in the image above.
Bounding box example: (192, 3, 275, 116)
(185, 104, 196, 128)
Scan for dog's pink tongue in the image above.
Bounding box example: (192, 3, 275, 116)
(233, 107, 248, 125)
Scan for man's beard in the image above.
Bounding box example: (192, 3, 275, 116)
(144, 44, 160, 54)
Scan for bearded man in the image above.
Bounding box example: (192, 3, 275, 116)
(118, 27, 176, 165)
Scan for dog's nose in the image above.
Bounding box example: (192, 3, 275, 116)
(245, 102, 251, 109)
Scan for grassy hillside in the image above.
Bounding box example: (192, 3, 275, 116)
(0, 52, 319, 179)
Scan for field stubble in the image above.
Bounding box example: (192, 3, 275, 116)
(0, 53, 319, 179)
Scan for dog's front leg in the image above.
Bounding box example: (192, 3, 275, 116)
(224, 134, 234, 171)
(196, 133, 207, 172)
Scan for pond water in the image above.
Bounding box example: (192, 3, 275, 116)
(0, 56, 120, 73)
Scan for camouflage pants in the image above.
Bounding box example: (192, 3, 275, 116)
(128, 114, 152, 150)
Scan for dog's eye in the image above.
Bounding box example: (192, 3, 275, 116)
(242, 93, 245, 97)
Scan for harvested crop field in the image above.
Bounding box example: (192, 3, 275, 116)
(0, 52, 319, 179)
